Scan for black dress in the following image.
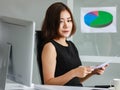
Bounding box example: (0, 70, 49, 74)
(50, 40, 83, 86)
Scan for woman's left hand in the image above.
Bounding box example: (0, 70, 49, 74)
(92, 64, 109, 75)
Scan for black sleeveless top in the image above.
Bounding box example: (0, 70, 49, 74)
(50, 40, 83, 86)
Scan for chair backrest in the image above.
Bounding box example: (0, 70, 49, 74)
(35, 31, 45, 84)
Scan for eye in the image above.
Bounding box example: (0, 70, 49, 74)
(60, 20, 64, 23)
(67, 19, 72, 22)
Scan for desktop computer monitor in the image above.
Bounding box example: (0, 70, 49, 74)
(0, 43, 10, 90)
(0, 16, 35, 87)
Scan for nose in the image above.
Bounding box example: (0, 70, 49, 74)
(63, 21, 68, 28)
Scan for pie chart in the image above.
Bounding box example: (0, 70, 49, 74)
(84, 11, 113, 28)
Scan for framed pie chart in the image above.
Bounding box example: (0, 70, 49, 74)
(84, 11, 113, 28)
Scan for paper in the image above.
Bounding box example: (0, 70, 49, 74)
(92, 60, 111, 69)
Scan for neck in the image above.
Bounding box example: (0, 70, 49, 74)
(54, 38, 68, 46)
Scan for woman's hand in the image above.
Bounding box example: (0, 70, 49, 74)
(92, 64, 109, 75)
(74, 66, 93, 78)
(77, 64, 109, 83)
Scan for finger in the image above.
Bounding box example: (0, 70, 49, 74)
(98, 70, 104, 75)
(86, 66, 93, 73)
(105, 64, 109, 67)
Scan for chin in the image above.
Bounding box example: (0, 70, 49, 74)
(60, 34, 70, 38)
(64, 35, 70, 38)
(64, 34, 70, 37)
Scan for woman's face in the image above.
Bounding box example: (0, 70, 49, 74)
(58, 10, 73, 38)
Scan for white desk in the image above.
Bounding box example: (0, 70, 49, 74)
(5, 82, 111, 90)
(5, 79, 112, 90)
(34, 84, 111, 90)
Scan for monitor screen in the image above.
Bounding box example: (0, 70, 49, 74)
(0, 43, 10, 90)
(0, 16, 35, 87)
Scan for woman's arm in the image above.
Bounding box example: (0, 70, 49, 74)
(41, 42, 92, 85)
(42, 42, 75, 85)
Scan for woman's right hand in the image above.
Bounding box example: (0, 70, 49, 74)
(73, 66, 93, 78)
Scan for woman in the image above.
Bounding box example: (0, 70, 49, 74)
(41, 2, 108, 86)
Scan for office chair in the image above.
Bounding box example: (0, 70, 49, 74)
(35, 31, 45, 84)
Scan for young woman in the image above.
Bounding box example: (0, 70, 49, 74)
(40, 2, 108, 86)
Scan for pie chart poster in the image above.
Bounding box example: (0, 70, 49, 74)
(81, 7, 116, 33)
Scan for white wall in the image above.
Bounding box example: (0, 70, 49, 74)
(73, 0, 120, 86)
(0, 0, 67, 30)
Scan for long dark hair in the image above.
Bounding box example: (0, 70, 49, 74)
(41, 2, 76, 42)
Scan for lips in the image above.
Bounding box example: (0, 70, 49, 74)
(62, 30, 70, 33)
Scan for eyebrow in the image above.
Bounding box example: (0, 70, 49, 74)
(60, 17, 71, 20)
